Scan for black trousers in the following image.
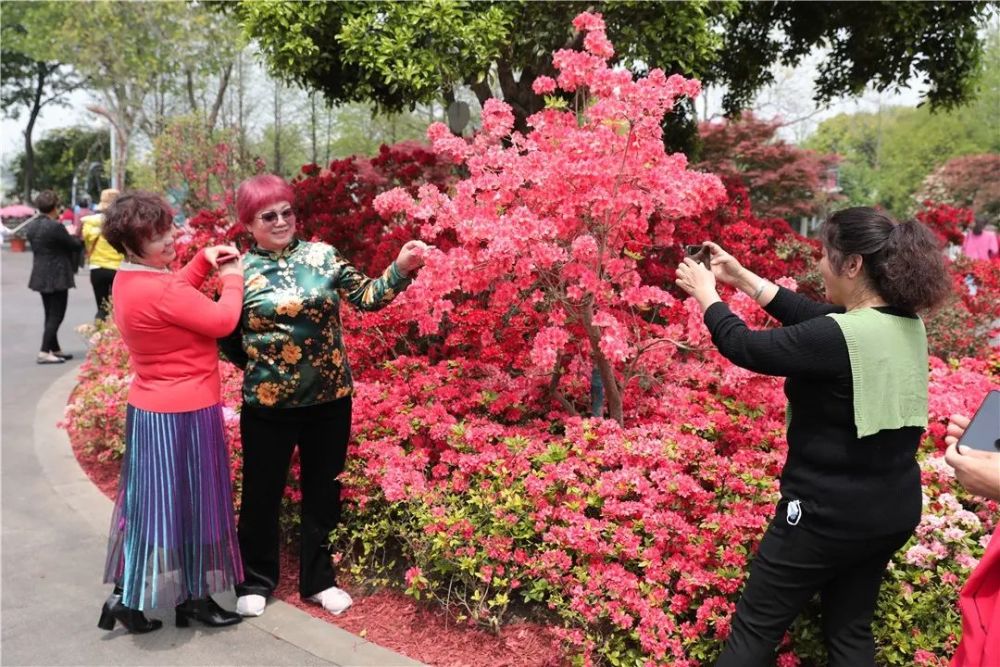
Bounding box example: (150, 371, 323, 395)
(235, 397, 352, 599)
(40, 290, 69, 353)
(716, 509, 912, 667)
(90, 268, 116, 321)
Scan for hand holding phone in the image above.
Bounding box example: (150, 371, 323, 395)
(205, 244, 241, 268)
(684, 244, 711, 270)
(957, 390, 1000, 453)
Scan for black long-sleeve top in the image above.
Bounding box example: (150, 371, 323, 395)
(704, 286, 923, 538)
(25, 215, 83, 293)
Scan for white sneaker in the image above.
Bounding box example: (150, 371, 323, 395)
(307, 586, 353, 615)
(36, 351, 64, 364)
(236, 594, 266, 617)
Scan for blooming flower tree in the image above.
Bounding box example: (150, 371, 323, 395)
(374, 12, 725, 424)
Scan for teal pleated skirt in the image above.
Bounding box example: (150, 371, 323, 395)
(103, 403, 242, 610)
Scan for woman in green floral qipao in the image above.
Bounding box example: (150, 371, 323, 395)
(220, 174, 429, 617)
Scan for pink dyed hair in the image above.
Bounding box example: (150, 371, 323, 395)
(236, 174, 296, 227)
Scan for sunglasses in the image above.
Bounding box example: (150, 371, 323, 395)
(257, 207, 296, 225)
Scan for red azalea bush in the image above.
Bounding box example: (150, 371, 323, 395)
(915, 201, 974, 247)
(696, 112, 842, 222)
(636, 178, 823, 302)
(63, 13, 1000, 666)
(917, 154, 1000, 217)
(924, 244, 1000, 361)
(295, 141, 459, 276)
(152, 114, 265, 214)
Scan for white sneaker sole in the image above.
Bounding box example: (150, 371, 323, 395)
(307, 592, 353, 615)
(236, 594, 266, 617)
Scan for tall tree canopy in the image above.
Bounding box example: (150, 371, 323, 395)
(1, 1, 83, 202)
(718, 1, 993, 112)
(7, 0, 242, 190)
(234, 0, 735, 133)
(234, 0, 994, 134)
(805, 27, 1000, 217)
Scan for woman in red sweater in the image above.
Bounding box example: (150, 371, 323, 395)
(96, 191, 246, 633)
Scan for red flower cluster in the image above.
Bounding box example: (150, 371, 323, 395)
(915, 200, 974, 246)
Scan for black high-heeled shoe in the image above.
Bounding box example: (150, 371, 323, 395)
(97, 589, 163, 633)
(175, 597, 242, 627)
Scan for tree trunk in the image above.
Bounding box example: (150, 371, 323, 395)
(581, 300, 624, 425)
(325, 102, 332, 165)
(273, 80, 282, 174)
(22, 63, 49, 202)
(114, 125, 129, 190)
(496, 59, 552, 136)
(206, 62, 232, 133)
(186, 68, 198, 115)
(310, 92, 318, 165)
(237, 50, 247, 164)
(469, 80, 493, 108)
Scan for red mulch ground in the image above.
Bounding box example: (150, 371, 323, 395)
(72, 438, 565, 666)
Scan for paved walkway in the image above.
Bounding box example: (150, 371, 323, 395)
(1, 249, 421, 667)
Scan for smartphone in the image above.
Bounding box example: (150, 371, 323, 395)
(685, 244, 711, 269)
(957, 390, 1000, 453)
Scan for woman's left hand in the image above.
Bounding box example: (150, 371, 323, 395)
(945, 443, 1000, 502)
(944, 414, 970, 446)
(395, 240, 433, 276)
(943, 413, 1000, 501)
(675, 257, 721, 310)
(205, 245, 241, 268)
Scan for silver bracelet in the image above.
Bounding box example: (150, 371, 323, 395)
(751, 279, 767, 301)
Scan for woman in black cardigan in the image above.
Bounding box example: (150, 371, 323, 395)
(25, 190, 83, 364)
(675, 208, 952, 666)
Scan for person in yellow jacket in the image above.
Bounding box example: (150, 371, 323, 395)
(81, 189, 123, 321)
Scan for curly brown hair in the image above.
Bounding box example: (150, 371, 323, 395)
(820, 207, 951, 312)
(102, 191, 174, 257)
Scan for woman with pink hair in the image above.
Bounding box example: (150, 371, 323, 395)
(220, 174, 430, 617)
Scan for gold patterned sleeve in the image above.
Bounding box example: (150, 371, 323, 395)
(331, 247, 411, 312)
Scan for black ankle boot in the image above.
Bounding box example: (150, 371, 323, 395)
(97, 589, 163, 633)
(175, 597, 242, 627)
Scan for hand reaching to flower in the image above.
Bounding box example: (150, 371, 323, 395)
(675, 256, 721, 311)
(944, 413, 1000, 501)
(395, 240, 434, 276)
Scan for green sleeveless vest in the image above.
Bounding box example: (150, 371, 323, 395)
(827, 309, 929, 439)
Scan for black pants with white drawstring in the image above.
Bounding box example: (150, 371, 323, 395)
(716, 506, 912, 667)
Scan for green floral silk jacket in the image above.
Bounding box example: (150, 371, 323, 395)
(219, 239, 410, 409)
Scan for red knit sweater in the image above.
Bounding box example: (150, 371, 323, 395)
(953, 524, 1000, 667)
(112, 250, 243, 412)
